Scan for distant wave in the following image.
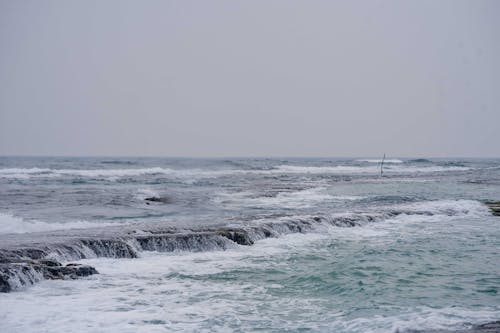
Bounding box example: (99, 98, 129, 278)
(101, 160, 137, 165)
(408, 158, 432, 163)
(0, 167, 55, 179)
(0, 167, 195, 180)
(0, 212, 114, 234)
(273, 165, 470, 174)
(215, 187, 364, 209)
(356, 159, 404, 164)
(0, 163, 472, 180)
(274, 165, 380, 174)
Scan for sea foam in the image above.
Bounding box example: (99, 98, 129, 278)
(0, 213, 113, 234)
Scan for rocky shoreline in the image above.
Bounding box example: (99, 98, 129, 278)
(1, 201, 498, 293)
(0, 212, 384, 292)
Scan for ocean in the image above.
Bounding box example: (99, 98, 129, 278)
(0, 157, 499, 333)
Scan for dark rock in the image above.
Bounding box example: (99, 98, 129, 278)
(484, 201, 500, 216)
(145, 196, 171, 204)
(63, 264, 98, 278)
(0, 271, 11, 293)
(43, 263, 98, 280)
(39, 259, 62, 267)
(216, 229, 254, 245)
(474, 321, 500, 332)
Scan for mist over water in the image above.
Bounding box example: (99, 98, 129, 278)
(0, 157, 499, 332)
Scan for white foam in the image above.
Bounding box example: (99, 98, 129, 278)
(273, 165, 470, 174)
(400, 199, 489, 217)
(0, 167, 168, 179)
(0, 163, 472, 180)
(0, 167, 55, 179)
(274, 165, 380, 174)
(214, 187, 363, 209)
(342, 306, 500, 333)
(392, 165, 470, 173)
(0, 212, 113, 234)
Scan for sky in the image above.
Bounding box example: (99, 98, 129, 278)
(0, 0, 499, 157)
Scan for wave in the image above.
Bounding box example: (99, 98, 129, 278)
(0, 199, 491, 292)
(0, 167, 166, 179)
(100, 160, 137, 165)
(408, 158, 432, 163)
(0, 167, 55, 179)
(0, 167, 228, 181)
(0, 163, 473, 181)
(400, 199, 489, 216)
(356, 159, 404, 164)
(0, 213, 115, 235)
(343, 306, 500, 333)
(214, 187, 364, 209)
(274, 165, 380, 174)
(273, 165, 471, 174)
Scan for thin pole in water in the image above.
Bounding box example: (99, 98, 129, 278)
(380, 153, 386, 176)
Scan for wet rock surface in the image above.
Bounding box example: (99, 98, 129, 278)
(0, 259, 98, 292)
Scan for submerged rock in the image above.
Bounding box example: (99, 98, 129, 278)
(144, 196, 171, 204)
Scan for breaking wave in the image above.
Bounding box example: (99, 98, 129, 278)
(214, 187, 363, 209)
(0, 213, 115, 235)
(273, 165, 470, 174)
(0, 162, 473, 180)
(0, 199, 491, 292)
(356, 159, 404, 163)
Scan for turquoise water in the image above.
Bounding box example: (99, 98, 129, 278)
(0, 157, 499, 332)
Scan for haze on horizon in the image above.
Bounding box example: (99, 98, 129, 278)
(0, 0, 499, 158)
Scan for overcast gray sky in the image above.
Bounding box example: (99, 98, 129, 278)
(0, 0, 499, 157)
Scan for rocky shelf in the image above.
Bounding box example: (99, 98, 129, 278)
(1, 202, 498, 293)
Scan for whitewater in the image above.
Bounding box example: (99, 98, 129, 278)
(0, 157, 499, 333)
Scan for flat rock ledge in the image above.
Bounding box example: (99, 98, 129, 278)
(1, 203, 498, 293)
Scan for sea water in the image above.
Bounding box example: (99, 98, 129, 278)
(0, 157, 499, 332)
